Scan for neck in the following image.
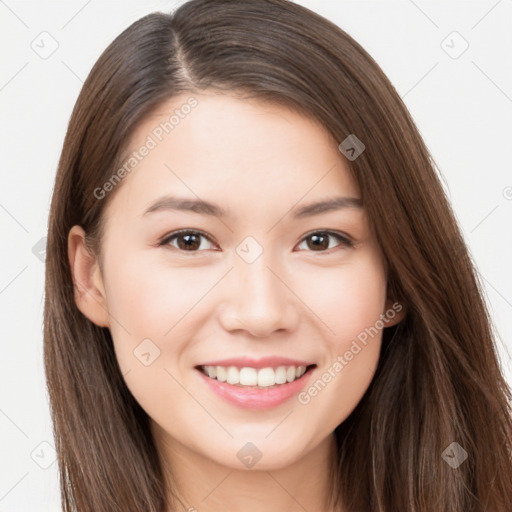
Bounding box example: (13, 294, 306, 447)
(153, 424, 341, 512)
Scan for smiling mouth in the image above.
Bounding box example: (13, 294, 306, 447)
(195, 364, 317, 389)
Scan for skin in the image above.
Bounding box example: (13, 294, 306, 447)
(68, 91, 405, 512)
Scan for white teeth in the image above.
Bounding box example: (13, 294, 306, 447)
(216, 366, 227, 382)
(226, 366, 239, 385)
(200, 365, 308, 387)
(239, 367, 257, 386)
(275, 366, 287, 384)
(257, 367, 275, 387)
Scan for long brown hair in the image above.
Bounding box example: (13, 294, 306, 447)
(44, 1, 512, 510)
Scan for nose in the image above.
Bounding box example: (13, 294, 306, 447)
(218, 253, 299, 337)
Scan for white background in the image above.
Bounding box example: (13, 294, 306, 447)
(0, 1, 511, 510)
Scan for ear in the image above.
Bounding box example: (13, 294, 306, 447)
(383, 297, 406, 327)
(68, 225, 110, 328)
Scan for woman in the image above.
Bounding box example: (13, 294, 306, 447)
(44, 0, 512, 510)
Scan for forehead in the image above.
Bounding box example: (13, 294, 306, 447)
(106, 92, 360, 219)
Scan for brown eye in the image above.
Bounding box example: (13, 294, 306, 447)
(297, 231, 353, 253)
(160, 230, 216, 252)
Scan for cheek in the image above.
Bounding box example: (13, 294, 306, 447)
(335, 269, 386, 340)
(329, 254, 387, 372)
(101, 251, 173, 369)
(102, 251, 197, 421)
(103, 249, 221, 382)
(296, 251, 387, 345)
(105, 250, 207, 337)
(293, 253, 387, 420)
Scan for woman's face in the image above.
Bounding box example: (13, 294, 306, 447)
(70, 91, 403, 471)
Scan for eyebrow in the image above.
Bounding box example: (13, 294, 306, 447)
(142, 195, 363, 219)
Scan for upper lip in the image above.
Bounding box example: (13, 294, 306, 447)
(196, 357, 316, 369)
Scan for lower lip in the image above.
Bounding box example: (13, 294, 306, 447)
(196, 366, 316, 410)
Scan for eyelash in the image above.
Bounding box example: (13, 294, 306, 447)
(158, 229, 354, 255)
